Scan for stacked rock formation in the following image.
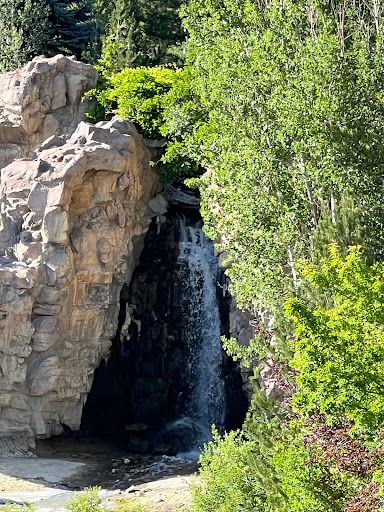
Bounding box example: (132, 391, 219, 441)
(0, 54, 97, 170)
(0, 117, 162, 452)
(0, 55, 163, 453)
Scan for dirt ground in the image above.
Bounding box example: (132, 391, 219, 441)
(113, 475, 193, 511)
(0, 438, 197, 511)
(0, 474, 45, 493)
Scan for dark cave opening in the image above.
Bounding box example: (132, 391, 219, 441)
(80, 208, 248, 454)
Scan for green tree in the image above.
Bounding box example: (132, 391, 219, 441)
(0, 0, 94, 72)
(286, 245, 384, 434)
(0, 0, 51, 72)
(48, 0, 94, 59)
(132, 0, 185, 67)
(191, 428, 269, 512)
(100, 0, 185, 74)
(84, 0, 114, 63)
(98, 0, 137, 74)
(163, 0, 384, 312)
(87, 66, 178, 138)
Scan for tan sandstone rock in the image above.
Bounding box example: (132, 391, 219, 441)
(0, 116, 160, 451)
(0, 54, 97, 170)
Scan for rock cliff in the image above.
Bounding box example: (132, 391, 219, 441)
(0, 110, 162, 452)
(0, 54, 97, 170)
(0, 56, 251, 454)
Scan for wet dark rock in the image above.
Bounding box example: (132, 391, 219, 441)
(81, 208, 247, 453)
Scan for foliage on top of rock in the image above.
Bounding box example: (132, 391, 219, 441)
(86, 66, 179, 138)
(0, 0, 94, 73)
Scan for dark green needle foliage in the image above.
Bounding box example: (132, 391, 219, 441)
(48, 0, 94, 59)
(0, 0, 51, 72)
(100, 0, 185, 74)
(0, 0, 94, 72)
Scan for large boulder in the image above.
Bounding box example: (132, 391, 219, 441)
(0, 54, 97, 170)
(0, 117, 160, 453)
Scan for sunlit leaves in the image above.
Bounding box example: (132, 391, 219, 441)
(165, 0, 384, 311)
(286, 246, 384, 433)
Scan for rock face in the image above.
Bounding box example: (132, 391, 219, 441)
(0, 116, 160, 452)
(81, 209, 247, 453)
(0, 55, 97, 170)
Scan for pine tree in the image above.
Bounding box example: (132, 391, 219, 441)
(85, 0, 114, 63)
(101, 0, 185, 73)
(0, 0, 51, 72)
(133, 0, 185, 67)
(100, 0, 137, 73)
(47, 0, 94, 59)
(0, 0, 94, 73)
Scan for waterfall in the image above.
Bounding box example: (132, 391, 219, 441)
(176, 216, 225, 444)
(81, 210, 247, 455)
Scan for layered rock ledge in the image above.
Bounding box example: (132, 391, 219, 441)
(0, 117, 161, 453)
(0, 55, 97, 170)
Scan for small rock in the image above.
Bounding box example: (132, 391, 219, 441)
(123, 458, 131, 465)
(153, 498, 164, 504)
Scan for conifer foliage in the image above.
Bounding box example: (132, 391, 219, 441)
(0, 0, 94, 72)
(101, 0, 185, 73)
(0, 0, 51, 72)
(48, 0, 94, 59)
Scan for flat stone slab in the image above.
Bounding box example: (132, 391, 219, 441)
(0, 457, 85, 484)
(0, 488, 73, 506)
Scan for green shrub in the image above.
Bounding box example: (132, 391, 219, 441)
(88, 66, 179, 139)
(1, 504, 33, 512)
(66, 487, 102, 512)
(286, 245, 384, 434)
(190, 428, 268, 512)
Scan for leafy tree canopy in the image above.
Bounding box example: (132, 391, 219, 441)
(197, 247, 384, 512)
(87, 66, 179, 138)
(287, 245, 384, 434)
(162, 0, 384, 312)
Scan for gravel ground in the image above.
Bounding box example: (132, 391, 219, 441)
(113, 475, 193, 511)
(0, 439, 197, 511)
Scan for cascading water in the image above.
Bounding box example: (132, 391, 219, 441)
(81, 209, 247, 454)
(175, 216, 225, 444)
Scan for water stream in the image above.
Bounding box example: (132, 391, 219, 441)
(175, 216, 225, 444)
(81, 211, 245, 454)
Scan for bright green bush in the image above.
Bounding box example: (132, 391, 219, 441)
(286, 245, 384, 434)
(1, 504, 33, 512)
(87, 66, 179, 138)
(66, 487, 102, 512)
(85, 66, 202, 183)
(190, 428, 269, 512)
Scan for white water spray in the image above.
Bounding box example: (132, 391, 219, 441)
(177, 216, 225, 443)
